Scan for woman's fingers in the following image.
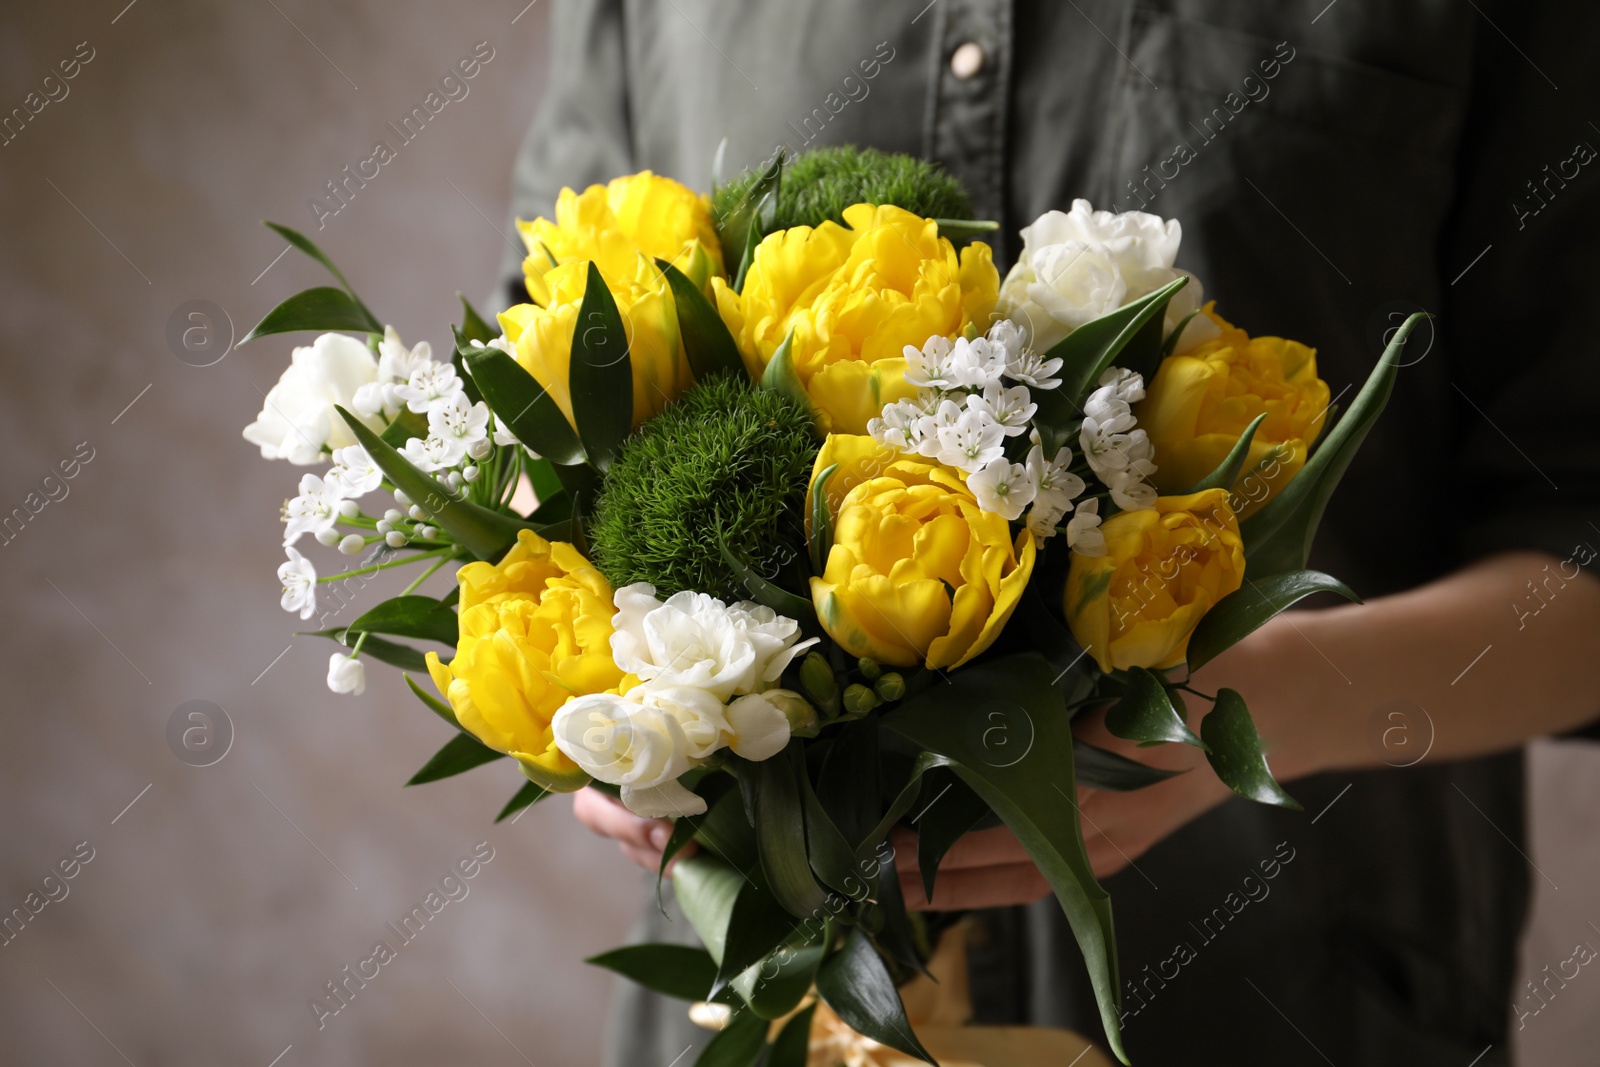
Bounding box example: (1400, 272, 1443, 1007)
(899, 860, 1051, 910)
(572, 788, 672, 853)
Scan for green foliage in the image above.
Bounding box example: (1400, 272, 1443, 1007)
(588, 374, 818, 600)
(713, 145, 974, 238)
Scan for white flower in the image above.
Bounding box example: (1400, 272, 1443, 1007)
(935, 408, 1006, 472)
(243, 333, 379, 465)
(968, 458, 1037, 520)
(1107, 468, 1159, 511)
(551, 690, 702, 796)
(1027, 439, 1086, 511)
(996, 200, 1213, 352)
(868, 401, 923, 452)
(468, 336, 514, 356)
(394, 362, 464, 414)
(377, 326, 434, 382)
(326, 653, 365, 695)
(967, 383, 1036, 438)
(1004, 348, 1064, 390)
(399, 434, 463, 472)
(945, 336, 1008, 391)
(325, 445, 383, 498)
(620, 778, 710, 819)
(1066, 498, 1107, 556)
(489, 411, 519, 447)
(428, 394, 491, 457)
(609, 584, 816, 702)
(278, 547, 317, 619)
(723, 692, 795, 761)
(282, 472, 345, 546)
(903, 336, 958, 391)
(1093, 366, 1146, 407)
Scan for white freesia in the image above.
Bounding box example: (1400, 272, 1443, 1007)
(609, 584, 817, 702)
(722, 692, 794, 761)
(325, 444, 383, 497)
(551, 690, 700, 796)
(1066, 498, 1107, 557)
(326, 653, 365, 695)
(278, 547, 317, 619)
(996, 199, 1216, 352)
(243, 333, 379, 465)
(968, 458, 1036, 520)
(394, 362, 464, 414)
(282, 472, 345, 546)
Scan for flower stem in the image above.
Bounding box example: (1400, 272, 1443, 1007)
(318, 547, 453, 582)
(346, 630, 370, 658)
(401, 552, 456, 595)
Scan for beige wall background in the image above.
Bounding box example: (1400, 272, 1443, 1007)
(0, 2, 1595, 1065)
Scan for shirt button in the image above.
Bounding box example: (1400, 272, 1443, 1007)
(950, 41, 986, 80)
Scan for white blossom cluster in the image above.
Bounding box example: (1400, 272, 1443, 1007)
(866, 320, 1161, 557)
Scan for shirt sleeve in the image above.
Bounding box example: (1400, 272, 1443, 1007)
(498, 0, 635, 309)
(1444, 0, 1600, 569)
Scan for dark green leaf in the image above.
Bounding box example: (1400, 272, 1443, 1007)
(692, 1007, 766, 1067)
(349, 595, 458, 646)
(933, 218, 1000, 240)
(1182, 412, 1268, 495)
(815, 929, 936, 1065)
(673, 854, 747, 967)
(300, 629, 430, 673)
(568, 261, 634, 470)
(1185, 570, 1361, 672)
(765, 1004, 817, 1067)
(263, 222, 365, 303)
(713, 878, 795, 995)
(495, 779, 549, 822)
(716, 532, 817, 624)
(1073, 738, 1185, 792)
(335, 406, 533, 560)
(1241, 312, 1424, 576)
(1105, 667, 1205, 750)
(809, 463, 838, 577)
(817, 718, 880, 848)
(912, 769, 991, 901)
(1159, 308, 1202, 361)
(457, 292, 498, 344)
(379, 408, 429, 448)
(1116, 304, 1169, 386)
(241, 286, 383, 344)
(797, 757, 862, 896)
(754, 745, 827, 917)
(658, 258, 746, 382)
(717, 151, 783, 279)
(405, 731, 503, 785)
(404, 672, 460, 729)
(881, 654, 1127, 1064)
(1048, 275, 1190, 407)
(758, 330, 813, 423)
(464, 348, 587, 465)
(586, 944, 718, 1001)
(448, 327, 486, 406)
(657, 775, 738, 909)
(1201, 689, 1301, 809)
(731, 920, 828, 1020)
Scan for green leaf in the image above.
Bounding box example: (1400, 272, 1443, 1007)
(495, 779, 549, 822)
(406, 731, 504, 785)
(692, 1007, 766, 1067)
(568, 261, 634, 470)
(1182, 413, 1268, 495)
(379, 407, 429, 448)
(1185, 571, 1361, 672)
(448, 327, 486, 406)
(1159, 308, 1202, 361)
(797, 757, 862, 897)
(335, 406, 533, 560)
(713, 876, 795, 995)
(300, 629, 430, 673)
(657, 258, 746, 382)
(464, 348, 587, 465)
(241, 286, 382, 344)
(586, 943, 718, 1001)
(766, 1004, 817, 1067)
(754, 744, 827, 917)
(716, 532, 817, 625)
(1241, 313, 1424, 576)
(264, 222, 366, 303)
(815, 928, 936, 1065)
(809, 463, 838, 577)
(731, 920, 828, 1020)
(759, 330, 814, 422)
(881, 654, 1128, 1064)
(349, 595, 459, 647)
(457, 292, 498, 344)
(404, 672, 459, 729)
(1105, 667, 1205, 750)
(657, 775, 738, 909)
(1047, 275, 1190, 407)
(1073, 738, 1184, 792)
(817, 718, 880, 848)
(912, 769, 992, 902)
(672, 854, 747, 967)
(933, 218, 1000, 240)
(717, 151, 783, 279)
(1201, 689, 1301, 809)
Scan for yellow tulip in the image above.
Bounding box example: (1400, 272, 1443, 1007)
(808, 434, 1034, 670)
(1063, 489, 1245, 673)
(713, 204, 998, 434)
(1136, 307, 1329, 518)
(516, 171, 723, 301)
(426, 530, 624, 789)
(498, 256, 691, 432)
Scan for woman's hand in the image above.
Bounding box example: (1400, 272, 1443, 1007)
(571, 788, 693, 871)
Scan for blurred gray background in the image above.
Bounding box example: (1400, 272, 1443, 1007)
(0, 2, 1595, 1065)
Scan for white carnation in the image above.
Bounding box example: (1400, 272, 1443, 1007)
(243, 333, 380, 465)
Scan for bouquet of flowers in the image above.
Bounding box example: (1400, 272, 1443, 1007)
(243, 146, 1423, 1065)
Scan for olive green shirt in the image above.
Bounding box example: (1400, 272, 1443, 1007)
(502, 2, 1600, 1063)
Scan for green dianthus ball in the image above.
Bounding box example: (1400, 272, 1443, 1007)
(713, 145, 975, 239)
(588, 374, 819, 601)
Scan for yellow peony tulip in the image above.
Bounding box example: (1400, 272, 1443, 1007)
(426, 529, 625, 790)
(808, 434, 1034, 671)
(498, 256, 691, 433)
(516, 171, 723, 302)
(1063, 489, 1245, 674)
(713, 204, 999, 435)
(1135, 307, 1330, 518)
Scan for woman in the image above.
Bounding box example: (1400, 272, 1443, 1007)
(504, 2, 1600, 1062)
